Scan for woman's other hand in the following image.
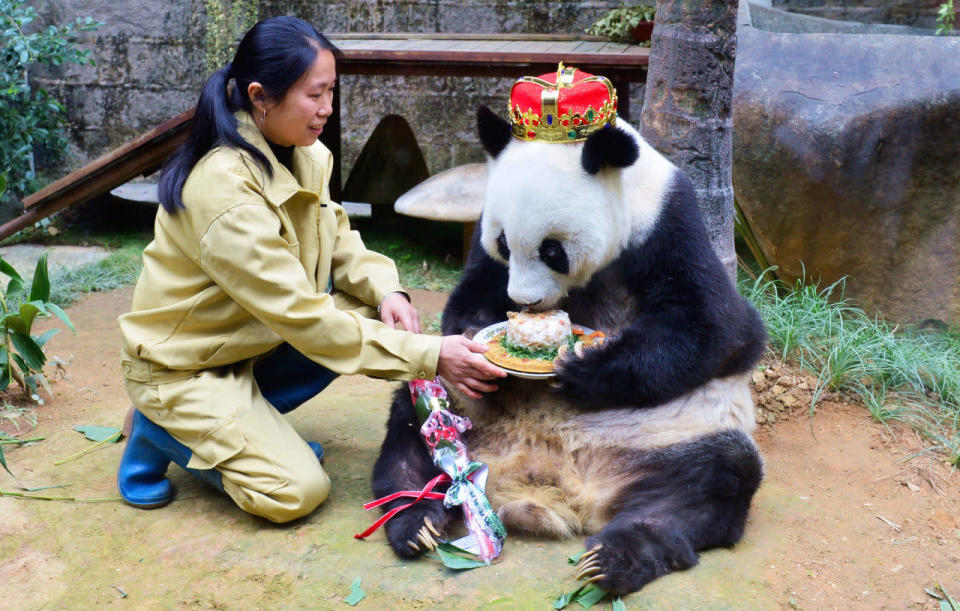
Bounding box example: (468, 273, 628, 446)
(437, 335, 507, 399)
(379, 292, 421, 333)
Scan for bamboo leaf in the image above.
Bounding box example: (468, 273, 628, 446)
(10, 330, 45, 371)
(3, 312, 27, 335)
(0, 257, 23, 282)
(432, 542, 488, 570)
(575, 585, 607, 608)
(33, 328, 59, 347)
(7, 276, 23, 296)
(45, 302, 75, 333)
(17, 301, 43, 333)
(0, 358, 9, 392)
(553, 592, 573, 609)
(344, 577, 365, 606)
(74, 425, 122, 443)
(29, 252, 51, 302)
(612, 597, 626, 611)
(23, 483, 69, 492)
(568, 549, 587, 564)
(0, 443, 11, 478)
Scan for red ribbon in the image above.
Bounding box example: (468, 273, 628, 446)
(354, 473, 451, 540)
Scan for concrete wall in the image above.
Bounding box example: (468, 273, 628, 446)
(772, 0, 949, 28)
(29, 0, 646, 188)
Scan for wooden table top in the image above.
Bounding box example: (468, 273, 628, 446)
(327, 33, 650, 79)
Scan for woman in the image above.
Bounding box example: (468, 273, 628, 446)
(116, 16, 505, 523)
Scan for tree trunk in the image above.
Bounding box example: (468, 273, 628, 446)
(640, 0, 739, 281)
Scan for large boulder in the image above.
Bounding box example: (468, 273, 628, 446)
(734, 5, 960, 325)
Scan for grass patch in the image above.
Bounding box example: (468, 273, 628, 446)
(359, 220, 465, 293)
(48, 240, 147, 306)
(740, 272, 960, 464)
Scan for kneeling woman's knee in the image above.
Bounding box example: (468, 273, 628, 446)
(236, 463, 331, 523)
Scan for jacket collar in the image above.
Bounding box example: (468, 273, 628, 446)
(235, 110, 329, 207)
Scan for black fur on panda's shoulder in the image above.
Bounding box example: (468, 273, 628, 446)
(581, 125, 639, 175)
(442, 216, 517, 337)
(555, 171, 767, 409)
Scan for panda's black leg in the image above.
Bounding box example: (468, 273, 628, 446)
(372, 385, 457, 558)
(575, 430, 763, 594)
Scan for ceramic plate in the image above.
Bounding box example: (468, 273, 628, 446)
(474, 321, 595, 380)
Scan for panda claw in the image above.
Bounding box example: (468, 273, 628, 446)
(418, 531, 437, 550)
(576, 560, 601, 580)
(407, 539, 420, 551)
(424, 516, 441, 538)
(579, 546, 600, 562)
(584, 574, 606, 585)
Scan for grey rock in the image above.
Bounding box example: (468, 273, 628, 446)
(734, 6, 960, 325)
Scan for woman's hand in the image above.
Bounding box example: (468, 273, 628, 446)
(379, 292, 422, 333)
(437, 335, 507, 399)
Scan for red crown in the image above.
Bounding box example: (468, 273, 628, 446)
(509, 62, 618, 142)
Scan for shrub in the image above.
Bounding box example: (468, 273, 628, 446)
(0, 252, 74, 400)
(0, 1, 101, 204)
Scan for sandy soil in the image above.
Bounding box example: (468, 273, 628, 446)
(1, 287, 958, 609)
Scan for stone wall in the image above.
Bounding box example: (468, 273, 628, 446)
(772, 0, 949, 28)
(28, 0, 645, 188)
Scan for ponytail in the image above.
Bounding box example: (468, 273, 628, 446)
(157, 16, 341, 214)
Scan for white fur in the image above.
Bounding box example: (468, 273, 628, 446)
(455, 372, 757, 455)
(481, 121, 678, 307)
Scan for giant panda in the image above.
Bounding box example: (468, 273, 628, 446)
(372, 68, 767, 594)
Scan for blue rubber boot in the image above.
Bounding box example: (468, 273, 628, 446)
(307, 441, 325, 464)
(117, 409, 223, 509)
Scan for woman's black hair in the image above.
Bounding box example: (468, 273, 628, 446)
(157, 16, 342, 213)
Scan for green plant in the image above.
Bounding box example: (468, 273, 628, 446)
(0, 252, 74, 401)
(0, 0, 101, 204)
(937, 0, 956, 35)
(739, 271, 960, 464)
(586, 4, 656, 43)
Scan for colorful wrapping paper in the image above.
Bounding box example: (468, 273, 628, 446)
(409, 378, 506, 563)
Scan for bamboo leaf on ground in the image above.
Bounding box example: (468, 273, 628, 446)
(74, 425, 123, 443)
(344, 576, 365, 605)
(432, 542, 488, 570)
(54, 429, 122, 465)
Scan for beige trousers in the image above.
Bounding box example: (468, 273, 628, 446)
(123, 360, 330, 523)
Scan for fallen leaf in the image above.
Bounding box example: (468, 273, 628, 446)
(344, 577, 365, 606)
(74, 425, 123, 443)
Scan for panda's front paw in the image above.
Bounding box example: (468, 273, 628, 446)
(574, 521, 698, 594)
(383, 499, 453, 558)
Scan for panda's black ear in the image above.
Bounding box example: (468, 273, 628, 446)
(477, 105, 513, 158)
(581, 125, 640, 175)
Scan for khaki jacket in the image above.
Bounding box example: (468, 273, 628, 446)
(118, 111, 441, 383)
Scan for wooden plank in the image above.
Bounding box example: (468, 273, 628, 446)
(329, 33, 607, 42)
(23, 108, 194, 209)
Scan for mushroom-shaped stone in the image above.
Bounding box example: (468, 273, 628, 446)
(394, 163, 486, 223)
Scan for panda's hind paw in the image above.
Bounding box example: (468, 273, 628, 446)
(576, 523, 698, 594)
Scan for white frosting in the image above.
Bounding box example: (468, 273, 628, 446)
(505, 310, 572, 349)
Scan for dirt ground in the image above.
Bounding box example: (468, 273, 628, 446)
(1, 286, 958, 609)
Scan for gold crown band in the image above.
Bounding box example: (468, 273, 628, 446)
(509, 64, 618, 142)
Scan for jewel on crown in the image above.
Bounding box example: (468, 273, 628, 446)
(508, 62, 618, 142)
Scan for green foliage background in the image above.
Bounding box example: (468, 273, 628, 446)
(0, 0, 99, 204)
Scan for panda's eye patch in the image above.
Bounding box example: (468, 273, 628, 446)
(539, 238, 569, 274)
(497, 231, 510, 260)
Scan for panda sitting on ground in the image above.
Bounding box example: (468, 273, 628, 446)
(372, 65, 767, 594)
